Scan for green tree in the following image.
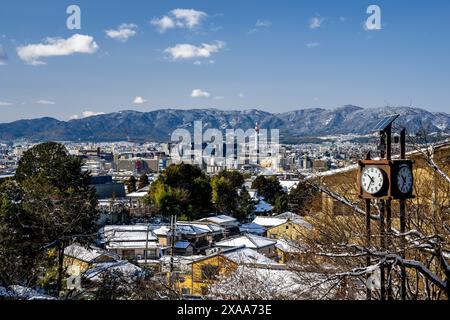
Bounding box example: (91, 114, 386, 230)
(126, 176, 137, 193)
(251, 175, 284, 205)
(211, 176, 237, 214)
(137, 173, 150, 190)
(274, 193, 289, 214)
(210, 171, 248, 219)
(146, 163, 211, 219)
(237, 186, 255, 221)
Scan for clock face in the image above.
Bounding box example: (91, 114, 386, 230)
(361, 167, 385, 195)
(397, 165, 413, 194)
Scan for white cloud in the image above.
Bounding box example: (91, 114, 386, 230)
(191, 89, 210, 98)
(193, 59, 215, 66)
(0, 45, 7, 65)
(17, 34, 99, 65)
(0, 101, 12, 106)
(172, 9, 207, 28)
(151, 8, 207, 33)
(35, 100, 56, 105)
(69, 111, 105, 120)
(105, 24, 138, 42)
(249, 19, 272, 34)
(133, 96, 147, 104)
(306, 42, 319, 48)
(255, 20, 272, 28)
(164, 41, 225, 60)
(151, 16, 176, 33)
(309, 17, 324, 29)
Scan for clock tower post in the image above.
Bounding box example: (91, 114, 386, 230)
(358, 115, 414, 301)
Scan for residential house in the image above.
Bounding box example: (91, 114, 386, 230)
(176, 246, 280, 296)
(214, 233, 277, 258)
(198, 215, 240, 236)
(99, 225, 163, 262)
(64, 244, 119, 277)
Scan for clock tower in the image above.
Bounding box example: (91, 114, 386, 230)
(357, 114, 414, 301)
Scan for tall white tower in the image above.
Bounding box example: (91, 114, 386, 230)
(255, 122, 260, 165)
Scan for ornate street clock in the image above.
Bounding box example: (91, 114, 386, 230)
(358, 159, 414, 200)
(357, 114, 414, 301)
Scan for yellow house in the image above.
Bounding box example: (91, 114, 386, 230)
(176, 253, 237, 296)
(63, 244, 118, 277)
(175, 247, 281, 296)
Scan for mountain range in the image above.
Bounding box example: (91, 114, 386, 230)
(0, 105, 448, 143)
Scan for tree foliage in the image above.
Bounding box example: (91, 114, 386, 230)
(125, 176, 137, 193)
(137, 173, 150, 190)
(0, 142, 98, 294)
(146, 163, 212, 220)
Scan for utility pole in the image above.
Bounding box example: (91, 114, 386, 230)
(144, 222, 150, 266)
(168, 215, 177, 291)
(399, 128, 407, 300)
(170, 215, 177, 273)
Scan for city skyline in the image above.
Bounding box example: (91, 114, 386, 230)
(1, 0, 450, 123)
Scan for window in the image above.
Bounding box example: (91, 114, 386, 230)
(201, 265, 220, 280)
(182, 287, 190, 295)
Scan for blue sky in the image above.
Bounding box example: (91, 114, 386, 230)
(0, 0, 449, 123)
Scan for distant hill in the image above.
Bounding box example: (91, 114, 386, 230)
(0, 106, 448, 143)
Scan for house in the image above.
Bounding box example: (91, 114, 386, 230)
(175, 246, 281, 296)
(64, 244, 119, 277)
(198, 215, 240, 236)
(214, 233, 277, 258)
(275, 239, 306, 264)
(239, 222, 266, 236)
(152, 222, 225, 254)
(176, 222, 223, 254)
(266, 212, 313, 241)
(252, 212, 312, 241)
(174, 241, 195, 256)
(99, 225, 163, 261)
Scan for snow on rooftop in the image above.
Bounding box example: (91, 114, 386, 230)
(126, 191, 148, 198)
(64, 244, 117, 263)
(239, 223, 266, 235)
(101, 225, 157, 243)
(279, 180, 299, 192)
(215, 233, 276, 249)
(222, 247, 278, 266)
(275, 239, 306, 253)
(252, 216, 287, 228)
(200, 214, 238, 225)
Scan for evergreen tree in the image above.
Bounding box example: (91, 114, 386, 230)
(146, 163, 211, 219)
(126, 176, 137, 193)
(0, 142, 98, 294)
(137, 173, 150, 190)
(251, 175, 284, 204)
